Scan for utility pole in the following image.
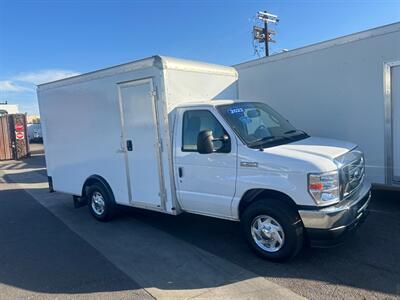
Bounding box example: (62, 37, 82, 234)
(264, 14, 269, 56)
(253, 11, 279, 57)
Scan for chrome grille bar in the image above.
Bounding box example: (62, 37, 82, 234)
(342, 155, 365, 198)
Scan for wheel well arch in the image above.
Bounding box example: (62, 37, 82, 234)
(238, 189, 298, 219)
(82, 175, 116, 203)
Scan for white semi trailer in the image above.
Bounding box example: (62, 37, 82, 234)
(38, 56, 370, 261)
(235, 22, 400, 189)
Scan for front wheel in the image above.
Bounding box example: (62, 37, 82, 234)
(241, 199, 304, 261)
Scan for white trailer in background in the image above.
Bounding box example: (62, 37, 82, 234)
(235, 22, 400, 188)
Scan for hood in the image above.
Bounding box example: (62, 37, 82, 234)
(261, 136, 357, 172)
(273, 136, 356, 160)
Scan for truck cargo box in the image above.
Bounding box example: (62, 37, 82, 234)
(38, 56, 238, 213)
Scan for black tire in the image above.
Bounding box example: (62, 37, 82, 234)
(241, 199, 304, 261)
(87, 183, 115, 222)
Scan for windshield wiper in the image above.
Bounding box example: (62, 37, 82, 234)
(248, 135, 288, 148)
(283, 130, 297, 134)
(284, 129, 309, 136)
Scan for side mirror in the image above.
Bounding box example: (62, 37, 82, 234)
(197, 130, 214, 154)
(197, 130, 231, 154)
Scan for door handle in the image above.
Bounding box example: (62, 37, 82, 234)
(126, 140, 133, 151)
(178, 167, 183, 178)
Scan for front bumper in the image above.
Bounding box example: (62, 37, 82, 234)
(298, 181, 371, 247)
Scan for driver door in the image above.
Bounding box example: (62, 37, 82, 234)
(174, 108, 237, 218)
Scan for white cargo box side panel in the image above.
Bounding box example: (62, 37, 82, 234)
(38, 80, 128, 201)
(236, 23, 400, 185)
(38, 63, 166, 208)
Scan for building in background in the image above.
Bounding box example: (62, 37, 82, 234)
(0, 102, 19, 115)
(27, 115, 41, 123)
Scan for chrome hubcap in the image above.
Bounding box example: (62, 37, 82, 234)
(91, 191, 105, 215)
(251, 215, 285, 252)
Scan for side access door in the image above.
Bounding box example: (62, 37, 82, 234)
(174, 108, 237, 218)
(118, 79, 164, 209)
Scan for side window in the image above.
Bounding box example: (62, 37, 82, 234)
(182, 110, 229, 152)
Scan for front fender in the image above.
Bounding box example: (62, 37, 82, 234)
(231, 167, 313, 219)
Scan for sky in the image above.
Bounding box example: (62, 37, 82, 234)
(0, 0, 399, 115)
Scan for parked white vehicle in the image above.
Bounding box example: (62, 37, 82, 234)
(38, 56, 371, 261)
(27, 123, 43, 142)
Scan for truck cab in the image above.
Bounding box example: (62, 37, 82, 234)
(172, 100, 371, 260)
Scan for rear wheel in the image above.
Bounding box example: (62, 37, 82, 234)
(241, 199, 304, 261)
(87, 183, 115, 222)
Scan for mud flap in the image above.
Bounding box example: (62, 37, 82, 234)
(73, 195, 88, 208)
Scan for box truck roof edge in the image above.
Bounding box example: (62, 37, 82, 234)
(37, 55, 238, 91)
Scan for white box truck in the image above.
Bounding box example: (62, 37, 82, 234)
(235, 22, 400, 189)
(38, 56, 371, 261)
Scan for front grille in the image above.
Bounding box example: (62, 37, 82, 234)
(340, 154, 365, 198)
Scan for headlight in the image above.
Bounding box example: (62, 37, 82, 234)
(308, 171, 340, 205)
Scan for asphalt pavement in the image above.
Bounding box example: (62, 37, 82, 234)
(0, 144, 399, 299)
(0, 187, 151, 300)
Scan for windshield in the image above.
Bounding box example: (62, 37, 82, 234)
(217, 102, 309, 148)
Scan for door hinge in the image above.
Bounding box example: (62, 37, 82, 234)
(159, 189, 167, 200)
(150, 90, 157, 97)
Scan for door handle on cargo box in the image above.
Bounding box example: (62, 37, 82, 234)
(178, 167, 183, 178)
(126, 140, 133, 151)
